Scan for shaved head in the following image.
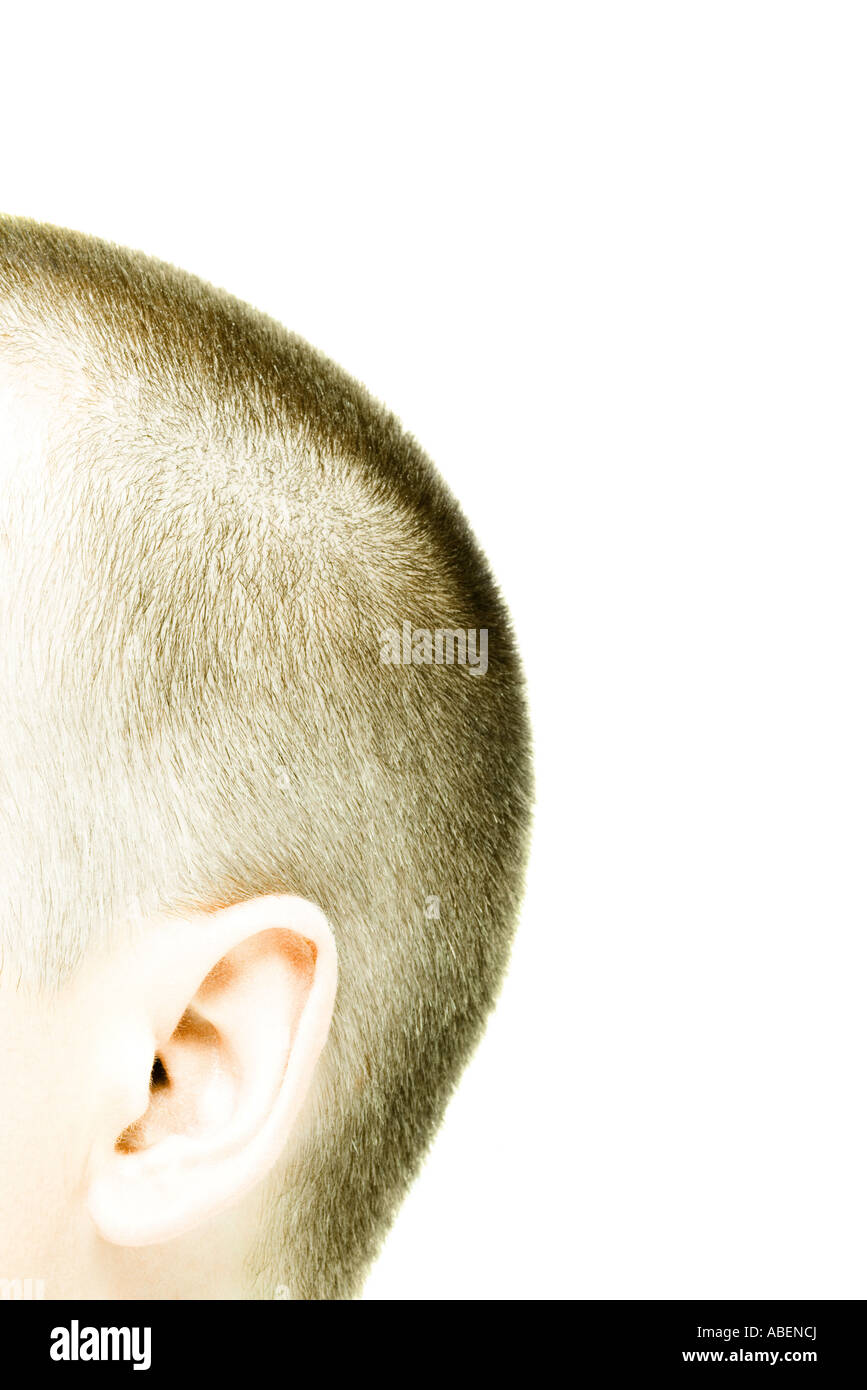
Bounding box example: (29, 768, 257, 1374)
(0, 216, 532, 1298)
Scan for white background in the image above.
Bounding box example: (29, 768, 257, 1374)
(4, 3, 866, 1298)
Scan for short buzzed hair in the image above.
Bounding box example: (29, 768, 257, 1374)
(0, 216, 533, 1298)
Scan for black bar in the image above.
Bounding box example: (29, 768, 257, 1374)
(1, 1299, 862, 1374)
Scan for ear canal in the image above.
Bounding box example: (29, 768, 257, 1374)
(150, 1056, 169, 1090)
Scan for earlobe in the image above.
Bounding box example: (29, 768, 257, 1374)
(87, 896, 337, 1247)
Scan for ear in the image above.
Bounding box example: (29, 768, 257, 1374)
(86, 895, 337, 1247)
